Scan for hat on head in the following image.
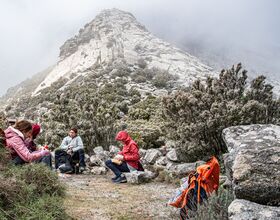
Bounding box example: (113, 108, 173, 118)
(32, 124, 41, 139)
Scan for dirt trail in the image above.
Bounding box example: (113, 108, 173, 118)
(61, 175, 179, 220)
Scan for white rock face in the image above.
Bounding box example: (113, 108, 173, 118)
(228, 199, 280, 220)
(223, 124, 280, 206)
(33, 9, 214, 95)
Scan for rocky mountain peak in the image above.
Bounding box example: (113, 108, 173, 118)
(59, 9, 147, 59)
(33, 8, 213, 95)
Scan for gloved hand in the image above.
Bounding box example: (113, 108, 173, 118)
(41, 149, 50, 157)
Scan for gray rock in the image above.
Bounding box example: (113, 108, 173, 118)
(85, 153, 90, 163)
(139, 148, 147, 158)
(90, 167, 107, 175)
(143, 149, 162, 164)
(124, 171, 156, 184)
(109, 145, 120, 156)
(223, 124, 280, 205)
(158, 145, 169, 156)
(167, 162, 196, 176)
(89, 155, 104, 167)
(228, 199, 280, 220)
(166, 148, 179, 162)
(93, 146, 104, 155)
(155, 156, 168, 166)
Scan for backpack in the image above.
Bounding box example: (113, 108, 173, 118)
(169, 156, 220, 219)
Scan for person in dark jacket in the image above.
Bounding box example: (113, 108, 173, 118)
(105, 130, 141, 183)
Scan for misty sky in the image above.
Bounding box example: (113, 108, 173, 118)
(0, 0, 279, 95)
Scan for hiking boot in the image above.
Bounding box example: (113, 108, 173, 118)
(114, 175, 127, 183)
(111, 176, 118, 181)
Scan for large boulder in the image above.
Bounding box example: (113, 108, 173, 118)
(124, 171, 156, 184)
(228, 199, 280, 220)
(166, 148, 179, 162)
(223, 124, 280, 206)
(143, 149, 162, 164)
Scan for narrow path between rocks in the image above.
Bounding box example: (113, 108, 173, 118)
(61, 175, 179, 220)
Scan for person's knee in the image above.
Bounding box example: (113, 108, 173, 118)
(77, 149, 85, 154)
(105, 159, 112, 167)
(54, 148, 62, 155)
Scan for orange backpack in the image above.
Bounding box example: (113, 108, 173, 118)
(169, 156, 220, 219)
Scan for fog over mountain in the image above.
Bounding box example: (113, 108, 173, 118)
(0, 0, 279, 95)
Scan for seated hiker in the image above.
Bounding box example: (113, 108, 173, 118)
(4, 120, 51, 166)
(55, 128, 86, 173)
(105, 130, 143, 183)
(24, 123, 52, 167)
(168, 156, 220, 219)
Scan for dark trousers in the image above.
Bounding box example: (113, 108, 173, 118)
(12, 155, 52, 168)
(105, 160, 130, 177)
(55, 149, 86, 169)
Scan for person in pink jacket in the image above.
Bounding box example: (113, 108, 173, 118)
(5, 120, 50, 166)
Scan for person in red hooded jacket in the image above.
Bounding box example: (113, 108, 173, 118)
(105, 130, 142, 183)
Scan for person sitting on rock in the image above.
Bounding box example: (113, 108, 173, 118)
(105, 130, 142, 183)
(55, 128, 86, 173)
(4, 120, 51, 166)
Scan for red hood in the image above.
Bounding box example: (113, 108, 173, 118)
(115, 131, 132, 144)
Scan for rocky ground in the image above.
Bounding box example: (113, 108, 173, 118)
(61, 174, 179, 220)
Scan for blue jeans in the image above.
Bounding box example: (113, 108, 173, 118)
(105, 160, 130, 177)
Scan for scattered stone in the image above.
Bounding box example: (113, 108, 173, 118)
(167, 162, 196, 176)
(109, 145, 120, 156)
(89, 155, 104, 167)
(124, 171, 156, 184)
(158, 145, 168, 156)
(223, 124, 280, 205)
(166, 148, 179, 162)
(93, 146, 104, 155)
(143, 149, 162, 164)
(85, 154, 90, 163)
(90, 167, 107, 175)
(155, 156, 168, 166)
(228, 199, 280, 220)
(139, 148, 147, 158)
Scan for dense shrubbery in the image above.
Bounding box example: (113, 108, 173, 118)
(0, 147, 68, 220)
(162, 63, 280, 162)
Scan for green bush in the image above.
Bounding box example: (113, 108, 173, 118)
(0, 163, 68, 220)
(162, 64, 280, 161)
(194, 188, 234, 220)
